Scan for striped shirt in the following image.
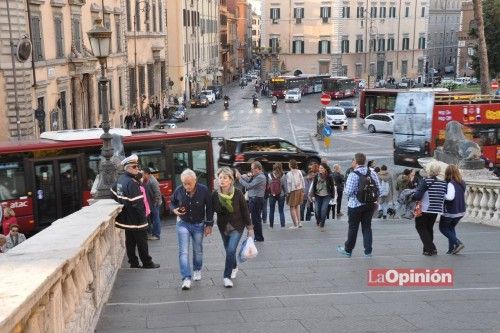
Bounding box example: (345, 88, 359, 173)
(419, 177, 448, 213)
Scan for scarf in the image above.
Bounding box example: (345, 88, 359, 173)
(218, 186, 235, 213)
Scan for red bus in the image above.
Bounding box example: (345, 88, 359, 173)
(393, 93, 499, 167)
(0, 128, 214, 234)
(322, 77, 356, 99)
(359, 88, 451, 118)
(269, 75, 329, 98)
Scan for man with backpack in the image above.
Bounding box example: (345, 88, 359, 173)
(337, 153, 381, 257)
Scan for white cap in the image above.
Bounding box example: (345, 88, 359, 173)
(121, 154, 139, 168)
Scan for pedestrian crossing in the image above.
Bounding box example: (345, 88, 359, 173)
(191, 108, 316, 116)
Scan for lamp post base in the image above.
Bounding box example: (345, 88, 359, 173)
(94, 158, 117, 199)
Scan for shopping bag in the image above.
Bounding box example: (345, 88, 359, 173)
(238, 237, 258, 263)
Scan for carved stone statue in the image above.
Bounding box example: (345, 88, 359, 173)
(434, 120, 483, 169)
(91, 134, 126, 197)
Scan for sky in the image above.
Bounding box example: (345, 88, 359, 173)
(248, 0, 261, 15)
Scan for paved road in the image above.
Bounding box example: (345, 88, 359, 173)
(96, 217, 500, 332)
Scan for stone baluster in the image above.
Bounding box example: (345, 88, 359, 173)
(472, 186, 483, 218)
(464, 187, 474, 220)
(480, 188, 491, 220)
(494, 188, 500, 223)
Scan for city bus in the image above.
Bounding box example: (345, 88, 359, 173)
(393, 93, 500, 167)
(0, 128, 214, 234)
(269, 75, 328, 98)
(359, 88, 451, 118)
(322, 77, 356, 99)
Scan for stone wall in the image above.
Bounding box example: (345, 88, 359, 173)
(463, 179, 500, 227)
(0, 200, 124, 333)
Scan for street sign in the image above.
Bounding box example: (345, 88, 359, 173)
(491, 82, 499, 90)
(322, 126, 332, 137)
(320, 93, 331, 105)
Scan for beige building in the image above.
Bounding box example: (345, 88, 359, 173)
(251, 10, 260, 49)
(167, 0, 220, 100)
(220, 0, 238, 84)
(236, 0, 252, 74)
(457, 1, 477, 78)
(261, 0, 428, 85)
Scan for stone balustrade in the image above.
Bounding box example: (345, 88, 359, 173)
(0, 200, 124, 333)
(463, 178, 500, 227)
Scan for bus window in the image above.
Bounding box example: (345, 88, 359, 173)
(133, 149, 167, 180)
(173, 152, 190, 189)
(470, 126, 498, 146)
(86, 155, 100, 191)
(0, 162, 26, 200)
(192, 150, 208, 187)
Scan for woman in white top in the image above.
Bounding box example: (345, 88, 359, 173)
(286, 159, 305, 229)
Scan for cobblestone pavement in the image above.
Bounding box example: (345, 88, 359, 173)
(96, 216, 500, 332)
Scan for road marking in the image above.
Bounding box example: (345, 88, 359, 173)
(106, 287, 500, 307)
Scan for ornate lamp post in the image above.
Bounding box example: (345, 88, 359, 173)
(87, 17, 114, 199)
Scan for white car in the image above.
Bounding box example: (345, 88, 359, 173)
(284, 89, 301, 103)
(363, 113, 394, 133)
(200, 90, 216, 103)
(325, 106, 348, 129)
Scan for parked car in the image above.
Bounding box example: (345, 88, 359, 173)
(190, 95, 209, 108)
(153, 122, 177, 129)
(454, 77, 471, 85)
(166, 105, 187, 122)
(239, 78, 248, 86)
(217, 136, 320, 172)
(337, 100, 357, 117)
(363, 113, 394, 133)
(284, 89, 302, 103)
(324, 106, 348, 129)
(207, 85, 223, 99)
(200, 90, 216, 103)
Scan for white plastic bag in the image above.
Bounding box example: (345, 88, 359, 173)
(238, 237, 258, 262)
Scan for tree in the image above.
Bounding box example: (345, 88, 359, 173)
(472, 0, 490, 94)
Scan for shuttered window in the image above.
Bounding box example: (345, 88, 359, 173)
(158, 1, 163, 31)
(115, 16, 122, 52)
(126, 0, 132, 31)
(31, 16, 44, 61)
(129, 67, 137, 107)
(147, 64, 154, 97)
(160, 61, 166, 92)
(54, 17, 64, 58)
(139, 65, 146, 96)
(72, 18, 82, 52)
(318, 40, 331, 54)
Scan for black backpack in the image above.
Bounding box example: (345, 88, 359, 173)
(354, 169, 379, 203)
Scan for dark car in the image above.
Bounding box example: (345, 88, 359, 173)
(337, 100, 357, 117)
(166, 105, 187, 122)
(217, 136, 321, 173)
(208, 85, 223, 99)
(190, 95, 209, 108)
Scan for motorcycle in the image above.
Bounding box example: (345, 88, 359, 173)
(253, 97, 259, 108)
(271, 101, 277, 113)
(224, 100, 229, 110)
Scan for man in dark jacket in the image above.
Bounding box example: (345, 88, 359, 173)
(143, 167, 162, 240)
(111, 155, 160, 269)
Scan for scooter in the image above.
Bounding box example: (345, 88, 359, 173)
(271, 101, 277, 113)
(224, 100, 229, 110)
(253, 97, 259, 108)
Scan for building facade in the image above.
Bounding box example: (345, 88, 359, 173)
(251, 10, 260, 49)
(220, 0, 238, 84)
(261, 0, 429, 86)
(457, 1, 477, 78)
(427, 0, 461, 76)
(167, 0, 220, 100)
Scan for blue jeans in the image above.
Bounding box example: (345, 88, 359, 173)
(300, 199, 313, 221)
(315, 195, 332, 227)
(150, 205, 161, 238)
(248, 197, 264, 241)
(262, 197, 268, 221)
(269, 195, 285, 227)
(439, 216, 462, 252)
(176, 220, 204, 280)
(219, 230, 243, 278)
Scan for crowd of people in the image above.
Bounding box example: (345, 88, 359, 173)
(0, 203, 26, 253)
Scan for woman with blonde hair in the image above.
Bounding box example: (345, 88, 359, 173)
(212, 167, 254, 288)
(439, 164, 466, 254)
(412, 161, 448, 256)
(285, 160, 305, 229)
(2, 205, 17, 236)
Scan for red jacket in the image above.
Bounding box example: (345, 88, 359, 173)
(2, 216, 17, 235)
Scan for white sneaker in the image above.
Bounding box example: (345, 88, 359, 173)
(181, 279, 191, 290)
(193, 270, 202, 281)
(231, 267, 238, 279)
(298, 222, 303, 228)
(224, 278, 233, 288)
(289, 225, 297, 229)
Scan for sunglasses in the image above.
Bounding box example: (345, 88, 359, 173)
(129, 165, 139, 169)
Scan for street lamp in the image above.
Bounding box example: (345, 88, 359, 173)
(87, 17, 114, 199)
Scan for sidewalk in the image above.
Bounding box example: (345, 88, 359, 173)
(96, 216, 500, 332)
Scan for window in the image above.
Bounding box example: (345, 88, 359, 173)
(115, 16, 122, 52)
(31, 16, 44, 60)
(320, 6, 331, 22)
(54, 17, 64, 59)
(136, 0, 141, 31)
(418, 36, 426, 49)
(294, 7, 304, 19)
(355, 38, 363, 53)
(269, 38, 279, 52)
(418, 59, 424, 74)
(152, 3, 157, 32)
(58, 91, 68, 130)
(139, 65, 146, 96)
(0, 162, 26, 201)
(387, 37, 395, 51)
(370, 7, 377, 18)
(378, 38, 385, 51)
(147, 63, 154, 97)
(355, 64, 362, 78)
(387, 61, 393, 76)
(119, 76, 124, 106)
(389, 7, 396, 18)
(401, 60, 408, 76)
(356, 6, 364, 18)
(342, 6, 350, 18)
(421, 7, 425, 17)
(108, 79, 114, 110)
(405, 6, 410, 17)
(158, 1, 163, 32)
(132, 149, 167, 180)
(341, 39, 349, 53)
(369, 62, 375, 76)
(402, 37, 410, 50)
(318, 40, 331, 54)
(369, 38, 376, 52)
(379, 7, 386, 18)
(160, 61, 166, 92)
(126, 0, 132, 31)
(183, 9, 188, 26)
(292, 40, 304, 54)
(270, 8, 280, 22)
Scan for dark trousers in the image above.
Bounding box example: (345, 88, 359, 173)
(415, 212, 438, 253)
(249, 196, 265, 241)
(344, 204, 375, 255)
(125, 229, 152, 266)
(439, 215, 462, 252)
(326, 204, 336, 219)
(300, 199, 313, 221)
(336, 188, 343, 214)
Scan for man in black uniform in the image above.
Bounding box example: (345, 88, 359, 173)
(111, 154, 160, 269)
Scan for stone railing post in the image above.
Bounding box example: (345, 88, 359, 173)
(463, 178, 500, 227)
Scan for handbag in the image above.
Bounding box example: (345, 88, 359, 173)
(413, 201, 423, 218)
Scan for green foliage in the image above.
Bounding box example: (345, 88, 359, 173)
(438, 82, 459, 91)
